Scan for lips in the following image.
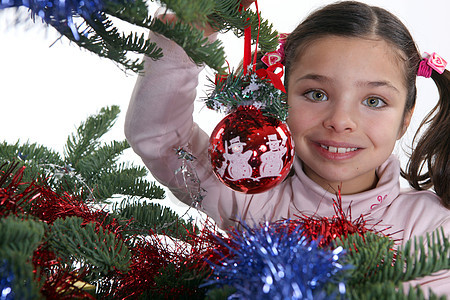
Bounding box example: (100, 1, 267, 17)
(320, 144, 358, 154)
(312, 140, 363, 160)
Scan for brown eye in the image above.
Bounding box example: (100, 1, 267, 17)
(363, 97, 386, 108)
(304, 90, 328, 102)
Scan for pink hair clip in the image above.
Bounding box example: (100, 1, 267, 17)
(261, 33, 289, 67)
(417, 52, 447, 78)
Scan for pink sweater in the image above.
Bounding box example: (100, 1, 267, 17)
(125, 32, 450, 296)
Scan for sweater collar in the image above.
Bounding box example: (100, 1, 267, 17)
(292, 155, 401, 220)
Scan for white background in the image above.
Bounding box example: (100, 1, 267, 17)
(1, 0, 449, 217)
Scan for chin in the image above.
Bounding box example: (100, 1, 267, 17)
(304, 162, 377, 193)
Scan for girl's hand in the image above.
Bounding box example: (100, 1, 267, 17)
(157, 0, 256, 37)
(241, 0, 256, 10)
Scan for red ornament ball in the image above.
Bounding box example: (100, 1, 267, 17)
(208, 106, 295, 194)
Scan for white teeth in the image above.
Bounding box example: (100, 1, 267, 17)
(321, 144, 357, 153)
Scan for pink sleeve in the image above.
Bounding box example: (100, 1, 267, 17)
(124, 32, 280, 228)
(124, 31, 212, 199)
(403, 267, 450, 297)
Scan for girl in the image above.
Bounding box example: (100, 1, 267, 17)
(125, 1, 450, 295)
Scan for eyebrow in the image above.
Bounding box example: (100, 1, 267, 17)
(358, 80, 400, 94)
(295, 74, 330, 83)
(295, 73, 400, 94)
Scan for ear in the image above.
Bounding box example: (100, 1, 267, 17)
(397, 107, 415, 139)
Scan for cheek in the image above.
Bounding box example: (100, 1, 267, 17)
(287, 103, 314, 135)
(287, 97, 323, 132)
(362, 111, 404, 146)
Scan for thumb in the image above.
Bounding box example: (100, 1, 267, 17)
(241, 0, 256, 10)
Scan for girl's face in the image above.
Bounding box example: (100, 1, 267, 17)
(287, 36, 412, 194)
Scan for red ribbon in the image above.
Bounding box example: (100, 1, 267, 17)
(244, 0, 284, 93)
(243, 25, 252, 75)
(255, 63, 286, 93)
(243, 0, 260, 75)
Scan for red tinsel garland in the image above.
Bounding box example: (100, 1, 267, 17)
(294, 191, 372, 247)
(1, 163, 225, 299)
(1, 162, 385, 299)
(101, 221, 225, 299)
(0, 163, 127, 298)
(0, 162, 32, 216)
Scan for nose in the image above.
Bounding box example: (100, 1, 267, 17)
(322, 102, 357, 133)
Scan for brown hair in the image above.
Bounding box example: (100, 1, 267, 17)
(282, 1, 450, 206)
(403, 70, 450, 207)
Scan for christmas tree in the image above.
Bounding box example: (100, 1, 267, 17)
(0, 106, 207, 298)
(1, 1, 450, 298)
(1, 106, 450, 299)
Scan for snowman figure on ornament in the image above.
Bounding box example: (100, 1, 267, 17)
(222, 136, 253, 181)
(259, 134, 287, 177)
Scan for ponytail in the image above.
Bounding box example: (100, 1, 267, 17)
(403, 69, 450, 207)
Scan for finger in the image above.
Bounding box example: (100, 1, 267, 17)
(241, 0, 256, 10)
(157, 13, 178, 24)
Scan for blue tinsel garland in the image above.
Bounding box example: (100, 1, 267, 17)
(0, 261, 15, 300)
(0, 0, 105, 40)
(206, 221, 348, 300)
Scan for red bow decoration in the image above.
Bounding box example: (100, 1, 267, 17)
(255, 62, 286, 93)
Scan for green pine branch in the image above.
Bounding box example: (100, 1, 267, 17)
(0, 161, 183, 298)
(0, 216, 45, 298)
(205, 71, 288, 121)
(75, 12, 163, 72)
(112, 199, 196, 239)
(154, 0, 215, 25)
(378, 228, 450, 284)
(335, 228, 450, 299)
(144, 262, 209, 299)
(1, 105, 164, 203)
(149, 17, 226, 71)
(205, 285, 236, 300)
(335, 232, 396, 284)
(103, 0, 150, 25)
(47, 216, 131, 281)
(75, 140, 130, 181)
(205, 70, 246, 111)
(62, 105, 165, 201)
(208, 0, 278, 52)
(0, 141, 62, 165)
(0, 216, 45, 262)
(0, 141, 65, 189)
(93, 169, 165, 200)
(19, 0, 279, 72)
(64, 106, 120, 164)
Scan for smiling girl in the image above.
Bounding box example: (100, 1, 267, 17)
(125, 1, 450, 295)
(287, 36, 411, 195)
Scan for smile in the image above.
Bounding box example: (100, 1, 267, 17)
(320, 144, 358, 154)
